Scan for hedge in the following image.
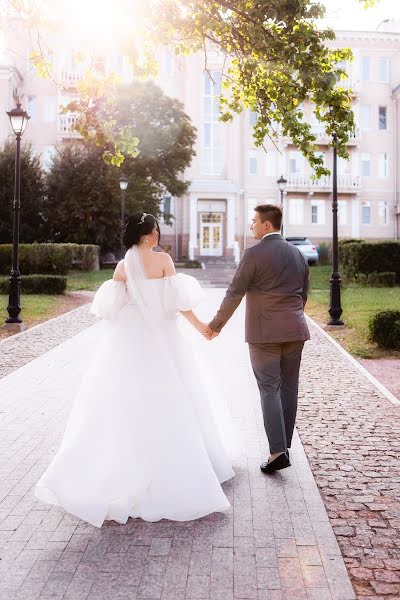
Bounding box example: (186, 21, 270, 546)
(0, 244, 99, 275)
(367, 272, 396, 287)
(0, 274, 67, 295)
(369, 310, 400, 350)
(339, 241, 400, 283)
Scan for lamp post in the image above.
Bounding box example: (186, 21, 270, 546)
(4, 102, 29, 329)
(277, 175, 287, 236)
(119, 173, 128, 259)
(328, 135, 344, 325)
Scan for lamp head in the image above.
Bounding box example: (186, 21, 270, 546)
(277, 175, 287, 193)
(119, 173, 128, 191)
(7, 102, 30, 136)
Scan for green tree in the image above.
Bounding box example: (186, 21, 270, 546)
(46, 80, 196, 251)
(0, 142, 46, 243)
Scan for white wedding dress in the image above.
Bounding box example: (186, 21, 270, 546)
(34, 246, 235, 527)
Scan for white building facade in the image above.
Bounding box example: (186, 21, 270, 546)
(1, 19, 400, 260)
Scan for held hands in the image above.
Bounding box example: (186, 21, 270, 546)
(197, 322, 219, 341)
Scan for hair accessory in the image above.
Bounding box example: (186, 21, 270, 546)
(138, 213, 148, 225)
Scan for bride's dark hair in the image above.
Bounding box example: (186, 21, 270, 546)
(123, 213, 161, 248)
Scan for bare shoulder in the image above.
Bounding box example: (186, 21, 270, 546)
(113, 260, 126, 281)
(158, 251, 176, 276)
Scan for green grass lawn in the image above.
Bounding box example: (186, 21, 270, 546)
(307, 265, 400, 359)
(67, 269, 114, 291)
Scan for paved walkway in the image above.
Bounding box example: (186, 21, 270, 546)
(0, 289, 397, 599)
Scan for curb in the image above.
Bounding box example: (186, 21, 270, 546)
(306, 314, 400, 407)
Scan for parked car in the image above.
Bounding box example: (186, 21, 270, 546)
(286, 237, 319, 265)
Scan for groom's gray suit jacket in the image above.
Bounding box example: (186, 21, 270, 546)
(209, 234, 310, 343)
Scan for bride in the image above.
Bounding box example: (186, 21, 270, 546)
(34, 213, 235, 527)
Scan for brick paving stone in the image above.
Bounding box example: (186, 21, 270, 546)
(0, 291, 358, 599)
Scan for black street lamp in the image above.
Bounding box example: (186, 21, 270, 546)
(328, 135, 344, 325)
(277, 175, 287, 236)
(119, 173, 128, 259)
(4, 102, 30, 329)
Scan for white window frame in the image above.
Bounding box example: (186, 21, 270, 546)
(288, 151, 304, 175)
(201, 71, 223, 175)
(378, 201, 388, 226)
(248, 150, 257, 175)
(361, 201, 371, 225)
(379, 106, 387, 130)
(361, 153, 371, 177)
(379, 153, 388, 178)
(361, 56, 370, 81)
(378, 57, 389, 83)
(160, 195, 173, 224)
(289, 198, 304, 226)
(311, 199, 326, 225)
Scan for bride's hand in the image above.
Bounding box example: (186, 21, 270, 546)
(196, 321, 211, 338)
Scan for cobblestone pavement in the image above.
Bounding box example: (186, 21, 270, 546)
(0, 304, 97, 379)
(0, 288, 395, 599)
(297, 322, 400, 600)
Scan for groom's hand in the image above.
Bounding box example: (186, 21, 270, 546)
(205, 325, 219, 341)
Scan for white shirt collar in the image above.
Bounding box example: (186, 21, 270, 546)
(262, 232, 281, 240)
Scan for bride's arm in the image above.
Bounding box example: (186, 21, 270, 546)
(113, 260, 126, 282)
(180, 309, 209, 336)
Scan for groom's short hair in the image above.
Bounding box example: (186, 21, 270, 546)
(255, 204, 282, 230)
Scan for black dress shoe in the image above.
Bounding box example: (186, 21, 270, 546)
(260, 452, 291, 474)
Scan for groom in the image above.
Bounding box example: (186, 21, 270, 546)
(206, 204, 310, 474)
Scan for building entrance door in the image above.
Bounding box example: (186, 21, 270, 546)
(200, 213, 223, 256)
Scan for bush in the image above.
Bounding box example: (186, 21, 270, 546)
(340, 241, 400, 283)
(0, 243, 99, 275)
(369, 310, 400, 350)
(0, 274, 67, 295)
(367, 271, 396, 287)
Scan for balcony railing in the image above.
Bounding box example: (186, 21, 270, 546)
(58, 113, 81, 137)
(310, 125, 361, 143)
(60, 69, 84, 86)
(336, 77, 360, 94)
(287, 173, 361, 191)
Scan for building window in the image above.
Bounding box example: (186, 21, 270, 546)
(202, 71, 222, 175)
(360, 105, 371, 130)
(337, 156, 349, 176)
(338, 200, 348, 225)
(378, 201, 388, 226)
(265, 150, 277, 176)
(379, 106, 387, 130)
(361, 56, 370, 81)
(160, 195, 173, 224)
(379, 153, 388, 178)
(378, 57, 389, 82)
(249, 150, 257, 175)
(27, 95, 36, 120)
(249, 111, 257, 126)
(311, 200, 325, 225)
(289, 151, 303, 175)
(361, 153, 370, 177)
(289, 198, 304, 225)
(362, 201, 371, 225)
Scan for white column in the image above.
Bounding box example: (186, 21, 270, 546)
(226, 195, 235, 249)
(352, 196, 360, 237)
(189, 194, 198, 259)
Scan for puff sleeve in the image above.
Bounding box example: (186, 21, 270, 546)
(164, 274, 206, 312)
(90, 280, 128, 320)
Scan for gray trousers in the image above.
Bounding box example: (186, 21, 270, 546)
(249, 341, 305, 454)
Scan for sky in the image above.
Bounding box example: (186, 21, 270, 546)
(320, 0, 400, 31)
